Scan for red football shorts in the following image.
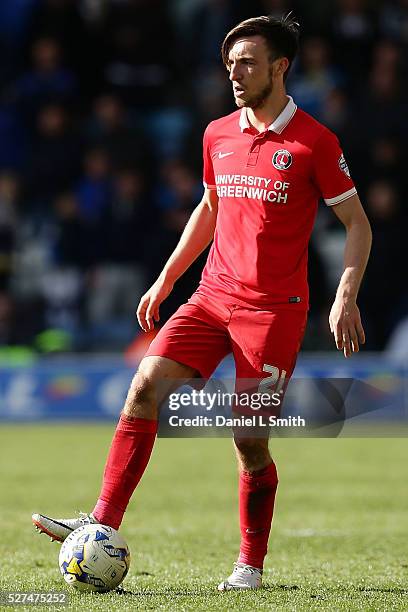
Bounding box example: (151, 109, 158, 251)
(144, 293, 307, 389)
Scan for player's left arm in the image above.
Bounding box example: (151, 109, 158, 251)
(329, 194, 372, 358)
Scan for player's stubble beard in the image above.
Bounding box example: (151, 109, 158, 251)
(235, 67, 274, 110)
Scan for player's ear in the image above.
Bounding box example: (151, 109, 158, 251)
(273, 57, 289, 79)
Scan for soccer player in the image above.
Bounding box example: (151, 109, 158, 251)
(32, 15, 372, 590)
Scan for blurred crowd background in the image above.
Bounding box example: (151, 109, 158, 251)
(0, 0, 407, 357)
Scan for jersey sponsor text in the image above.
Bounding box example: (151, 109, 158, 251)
(215, 174, 290, 203)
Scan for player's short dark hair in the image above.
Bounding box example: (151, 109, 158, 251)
(221, 14, 300, 81)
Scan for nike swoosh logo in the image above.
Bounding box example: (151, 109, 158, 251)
(218, 151, 234, 159)
(245, 528, 265, 534)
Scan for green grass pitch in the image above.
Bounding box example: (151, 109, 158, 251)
(0, 425, 407, 611)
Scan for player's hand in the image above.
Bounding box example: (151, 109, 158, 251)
(136, 276, 174, 332)
(329, 297, 365, 358)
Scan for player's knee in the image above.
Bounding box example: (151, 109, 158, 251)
(123, 371, 157, 419)
(233, 437, 270, 468)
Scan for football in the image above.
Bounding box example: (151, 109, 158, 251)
(59, 524, 130, 592)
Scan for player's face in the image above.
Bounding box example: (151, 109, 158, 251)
(227, 36, 283, 109)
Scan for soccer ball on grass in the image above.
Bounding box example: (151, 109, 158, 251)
(59, 524, 130, 592)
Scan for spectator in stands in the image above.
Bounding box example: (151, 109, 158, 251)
(0, 290, 45, 349)
(28, 190, 91, 347)
(248, 0, 292, 15)
(187, 0, 240, 70)
(52, 192, 90, 268)
(379, 0, 408, 44)
(75, 148, 112, 225)
(152, 159, 207, 319)
(85, 94, 151, 171)
(302, 239, 332, 350)
(23, 104, 81, 207)
(359, 180, 406, 349)
(347, 39, 406, 187)
(26, 0, 87, 76)
(331, 0, 376, 85)
(185, 65, 233, 168)
(103, 168, 151, 270)
(11, 37, 77, 127)
(0, 0, 38, 86)
(369, 136, 404, 190)
(98, 0, 176, 107)
(288, 36, 343, 119)
(0, 172, 19, 290)
(0, 101, 28, 171)
(154, 159, 202, 215)
(86, 168, 150, 337)
(72, 147, 113, 270)
(319, 87, 350, 143)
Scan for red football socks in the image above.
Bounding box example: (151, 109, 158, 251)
(92, 415, 158, 530)
(237, 462, 279, 569)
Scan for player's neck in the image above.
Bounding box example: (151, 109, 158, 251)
(245, 90, 289, 133)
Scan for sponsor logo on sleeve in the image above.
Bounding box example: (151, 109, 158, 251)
(338, 153, 350, 178)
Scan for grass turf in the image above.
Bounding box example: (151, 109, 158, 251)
(0, 425, 407, 611)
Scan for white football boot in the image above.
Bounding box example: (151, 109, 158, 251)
(32, 512, 97, 542)
(218, 562, 263, 591)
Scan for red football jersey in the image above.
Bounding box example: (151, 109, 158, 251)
(196, 96, 356, 309)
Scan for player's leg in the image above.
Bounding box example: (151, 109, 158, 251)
(217, 434, 277, 591)
(33, 301, 230, 541)
(32, 355, 197, 541)
(234, 432, 278, 566)
(218, 306, 306, 590)
(90, 355, 198, 531)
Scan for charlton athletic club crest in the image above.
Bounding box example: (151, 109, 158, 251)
(272, 149, 292, 170)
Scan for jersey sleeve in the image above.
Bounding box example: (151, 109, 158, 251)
(202, 124, 216, 190)
(312, 129, 357, 206)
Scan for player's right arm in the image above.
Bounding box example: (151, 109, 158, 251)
(137, 187, 218, 331)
